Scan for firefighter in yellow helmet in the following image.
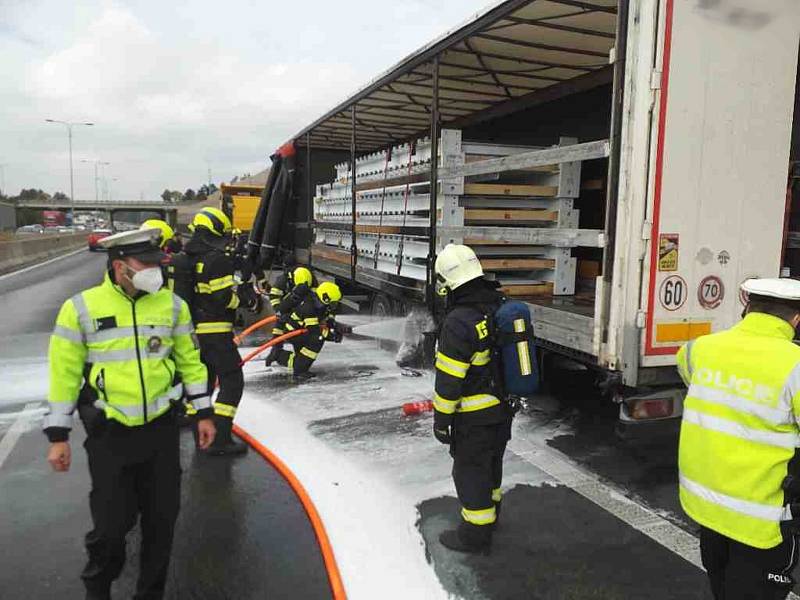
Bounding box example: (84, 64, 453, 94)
(176, 207, 260, 455)
(264, 281, 345, 377)
(44, 228, 215, 599)
(677, 278, 800, 599)
(140, 219, 181, 253)
(269, 266, 316, 339)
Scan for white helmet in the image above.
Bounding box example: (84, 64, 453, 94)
(741, 278, 800, 301)
(435, 244, 483, 294)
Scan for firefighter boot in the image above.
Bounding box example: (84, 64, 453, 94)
(439, 521, 492, 555)
(84, 584, 111, 600)
(207, 415, 248, 456)
(492, 500, 502, 531)
(264, 346, 278, 367)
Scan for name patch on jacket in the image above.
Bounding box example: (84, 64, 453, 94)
(94, 316, 117, 331)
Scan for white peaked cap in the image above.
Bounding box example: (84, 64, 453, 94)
(741, 278, 800, 301)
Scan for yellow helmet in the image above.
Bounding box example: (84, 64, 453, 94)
(316, 281, 342, 306)
(140, 219, 174, 249)
(192, 207, 232, 236)
(293, 266, 313, 287)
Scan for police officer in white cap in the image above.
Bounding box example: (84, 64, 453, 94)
(44, 228, 215, 600)
(677, 278, 800, 599)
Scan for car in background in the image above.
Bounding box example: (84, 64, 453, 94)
(16, 225, 44, 234)
(87, 228, 112, 251)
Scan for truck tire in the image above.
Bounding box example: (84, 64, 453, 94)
(371, 293, 395, 318)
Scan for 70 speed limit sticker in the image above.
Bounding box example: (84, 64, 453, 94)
(659, 275, 687, 311)
(698, 275, 725, 309)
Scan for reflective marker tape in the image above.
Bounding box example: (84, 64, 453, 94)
(680, 473, 791, 522)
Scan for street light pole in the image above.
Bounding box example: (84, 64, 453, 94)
(46, 119, 93, 225)
(81, 159, 110, 203)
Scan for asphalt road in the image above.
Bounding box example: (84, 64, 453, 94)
(0, 250, 330, 599)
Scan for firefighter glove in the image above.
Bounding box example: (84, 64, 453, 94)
(433, 411, 454, 445)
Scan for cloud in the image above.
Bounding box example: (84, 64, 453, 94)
(1, 0, 489, 199)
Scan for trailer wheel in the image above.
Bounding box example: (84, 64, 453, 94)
(371, 293, 396, 318)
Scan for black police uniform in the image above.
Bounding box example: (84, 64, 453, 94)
(433, 278, 512, 551)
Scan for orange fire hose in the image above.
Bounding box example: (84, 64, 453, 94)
(232, 425, 347, 600)
(239, 329, 307, 366)
(234, 314, 278, 345)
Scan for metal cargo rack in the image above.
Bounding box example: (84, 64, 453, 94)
(312, 129, 608, 305)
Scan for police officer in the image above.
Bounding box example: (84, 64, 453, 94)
(432, 243, 511, 554)
(264, 281, 344, 376)
(181, 207, 259, 455)
(677, 278, 800, 599)
(44, 228, 215, 600)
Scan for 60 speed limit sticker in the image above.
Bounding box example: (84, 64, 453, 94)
(698, 275, 725, 309)
(659, 275, 687, 311)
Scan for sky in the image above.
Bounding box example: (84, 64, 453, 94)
(0, 0, 492, 201)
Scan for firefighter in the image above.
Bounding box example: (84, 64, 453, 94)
(268, 265, 315, 313)
(432, 243, 512, 554)
(44, 228, 215, 600)
(677, 278, 800, 599)
(182, 207, 260, 456)
(141, 218, 181, 253)
(270, 266, 315, 340)
(264, 281, 344, 376)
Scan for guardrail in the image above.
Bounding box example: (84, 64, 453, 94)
(0, 232, 86, 275)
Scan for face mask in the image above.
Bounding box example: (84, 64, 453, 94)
(125, 265, 163, 294)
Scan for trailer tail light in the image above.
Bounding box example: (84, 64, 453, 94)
(630, 397, 674, 420)
(619, 389, 684, 423)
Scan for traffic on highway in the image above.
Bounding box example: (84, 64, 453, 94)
(1, 1, 800, 599)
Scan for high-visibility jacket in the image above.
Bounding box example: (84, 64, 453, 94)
(183, 233, 239, 335)
(44, 273, 211, 441)
(433, 280, 506, 424)
(677, 312, 800, 549)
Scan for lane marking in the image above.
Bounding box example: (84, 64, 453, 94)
(508, 435, 800, 599)
(0, 247, 87, 282)
(0, 402, 41, 470)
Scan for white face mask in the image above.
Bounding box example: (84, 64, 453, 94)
(125, 265, 163, 294)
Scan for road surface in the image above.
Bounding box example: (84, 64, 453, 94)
(0, 250, 330, 599)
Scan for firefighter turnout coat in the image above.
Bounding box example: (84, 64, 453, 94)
(677, 312, 800, 549)
(183, 233, 240, 335)
(44, 273, 211, 441)
(434, 282, 506, 423)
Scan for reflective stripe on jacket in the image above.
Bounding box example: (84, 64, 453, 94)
(45, 273, 210, 433)
(677, 312, 800, 549)
(434, 303, 501, 419)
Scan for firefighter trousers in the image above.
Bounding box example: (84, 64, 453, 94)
(450, 417, 511, 528)
(82, 413, 181, 600)
(274, 331, 325, 375)
(701, 527, 798, 599)
(198, 332, 244, 419)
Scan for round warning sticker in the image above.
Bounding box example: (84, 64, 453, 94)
(698, 275, 725, 310)
(739, 275, 758, 305)
(659, 275, 687, 311)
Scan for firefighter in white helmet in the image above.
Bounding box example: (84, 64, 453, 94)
(433, 243, 512, 554)
(677, 278, 800, 599)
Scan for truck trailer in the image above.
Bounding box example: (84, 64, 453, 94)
(245, 0, 800, 426)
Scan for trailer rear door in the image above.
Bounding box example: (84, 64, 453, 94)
(641, 0, 799, 367)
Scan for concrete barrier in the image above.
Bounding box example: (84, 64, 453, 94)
(0, 232, 87, 275)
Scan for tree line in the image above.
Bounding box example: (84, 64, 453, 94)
(160, 183, 218, 204)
